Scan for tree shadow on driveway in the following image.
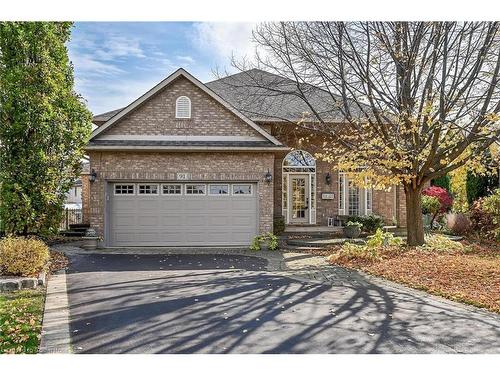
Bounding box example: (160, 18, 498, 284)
(65, 253, 500, 354)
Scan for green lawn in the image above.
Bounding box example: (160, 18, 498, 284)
(0, 289, 45, 354)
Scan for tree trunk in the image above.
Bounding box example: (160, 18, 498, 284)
(404, 183, 425, 246)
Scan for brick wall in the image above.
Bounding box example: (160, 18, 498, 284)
(104, 76, 263, 138)
(269, 127, 407, 226)
(81, 173, 90, 224)
(88, 151, 275, 242)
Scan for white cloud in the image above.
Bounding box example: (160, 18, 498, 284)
(94, 36, 145, 61)
(70, 51, 124, 76)
(193, 22, 258, 67)
(176, 55, 195, 65)
(77, 75, 166, 115)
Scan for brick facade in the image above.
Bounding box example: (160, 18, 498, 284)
(268, 127, 407, 227)
(105, 76, 264, 138)
(84, 70, 408, 247)
(88, 151, 275, 242)
(81, 173, 90, 224)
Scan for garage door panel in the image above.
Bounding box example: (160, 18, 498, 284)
(110, 182, 258, 247)
(136, 216, 160, 226)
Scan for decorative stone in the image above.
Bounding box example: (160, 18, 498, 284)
(0, 280, 20, 292)
(20, 278, 37, 289)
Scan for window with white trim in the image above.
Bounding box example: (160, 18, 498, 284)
(175, 96, 191, 118)
(209, 184, 229, 195)
(338, 173, 345, 213)
(186, 184, 205, 195)
(138, 184, 158, 195)
(232, 184, 252, 195)
(366, 188, 373, 212)
(365, 177, 373, 213)
(162, 184, 182, 195)
(348, 180, 360, 216)
(115, 184, 134, 195)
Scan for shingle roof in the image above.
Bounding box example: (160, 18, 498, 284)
(92, 68, 360, 125)
(206, 69, 351, 123)
(92, 108, 123, 124)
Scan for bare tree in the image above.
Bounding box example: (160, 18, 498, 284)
(229, 22, 500, 246)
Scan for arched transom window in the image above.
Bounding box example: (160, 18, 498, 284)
(282, 150, 316, 173)
(282, 150, 317, 225)
(175, 96, 191, 118)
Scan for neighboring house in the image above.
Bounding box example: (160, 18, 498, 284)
(64, 178, 82, 209)
(83, 68, 406, 247)
(64, 161, 89, 210)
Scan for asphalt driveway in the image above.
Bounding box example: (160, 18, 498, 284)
(65, 252, 500, 353)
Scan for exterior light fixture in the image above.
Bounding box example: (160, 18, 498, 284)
(89, 169, 97, 183)
(265, 170, 273, 183)
(325, 172, 332, 185)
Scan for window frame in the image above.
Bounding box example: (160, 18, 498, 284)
(114, 184, 135, 196)
(175, 96, 192, 119)
(232, 184, 253, 196)
(138, 184, 159, 195)
(185, 184, 206, 195)
(162, 184, 182, 195)
(208, 184, 229, 196)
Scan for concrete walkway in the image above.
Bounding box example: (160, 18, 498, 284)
(45, 243, 500, 353)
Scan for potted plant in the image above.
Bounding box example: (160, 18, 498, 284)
(81, 228, 100, 250)
(343, 221, 363, 239)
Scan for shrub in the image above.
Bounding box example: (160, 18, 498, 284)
(249, 232, 279, 251)
(445, 213, 471, 235)
(421, 195, 441, 215)
(466, 169, 498, 204)
(360, 214, 385, 233)
(432, 174, 451, 192)
(329, 242, 381, 263)
(0, 236, 50, 276)
(469, 190, 499, 240)
(345, 221, 363, 229)
(273, 216, 285, 236)
(366, 228, 402, 247)
(422, 186, 453, 213)
(420, 234, 464, 253)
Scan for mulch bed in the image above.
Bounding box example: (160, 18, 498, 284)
(48, 250, 69, 274)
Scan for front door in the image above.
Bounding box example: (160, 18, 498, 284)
(289, 175, 309, 224)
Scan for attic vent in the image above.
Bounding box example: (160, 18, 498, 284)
(175, 96, 191, 119)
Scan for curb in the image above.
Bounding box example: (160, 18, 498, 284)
(39, 270, 72, 354)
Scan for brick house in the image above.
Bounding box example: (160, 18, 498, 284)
(83, 68, 406, 247)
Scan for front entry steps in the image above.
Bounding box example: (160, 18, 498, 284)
(286, 237, 366, 248)
(60, 223, 90, 237)
(283, 225, 363, 249)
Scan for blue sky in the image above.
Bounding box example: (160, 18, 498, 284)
(68, 22, 256, 114)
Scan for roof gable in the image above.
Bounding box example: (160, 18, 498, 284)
(90, 68, 282, 147)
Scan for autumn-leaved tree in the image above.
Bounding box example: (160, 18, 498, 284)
(233, 22, 500, 245)
(0, 22, 92, 235)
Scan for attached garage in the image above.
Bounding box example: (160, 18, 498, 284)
(107, 182, 258, 247)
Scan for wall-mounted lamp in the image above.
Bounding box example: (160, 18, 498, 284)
(265, 169, 273, 183)
(89, 169, 98, 183)
(325, 172, 332, 185)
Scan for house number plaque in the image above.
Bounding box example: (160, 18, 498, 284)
(322, 192, 335, 200)
(176, 172, 191, 180)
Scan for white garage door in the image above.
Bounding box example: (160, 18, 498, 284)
(108, 182, 258, 247)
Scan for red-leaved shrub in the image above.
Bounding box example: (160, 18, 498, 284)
(422, 186, 453, 213)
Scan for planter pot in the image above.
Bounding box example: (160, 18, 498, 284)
(81, 237, 99, 250)
(422, 214, 433, 229)
(446, 213, 471, 235)
(343, 225, 361, 239)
